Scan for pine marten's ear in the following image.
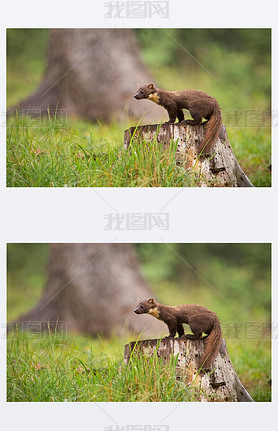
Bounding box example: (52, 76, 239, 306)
(148, 297, 155, 304)
(137, 83, 141, 89)
(147, 83, 155, 90)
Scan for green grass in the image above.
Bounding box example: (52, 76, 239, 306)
(6, 332, 201, 402)
(6, 114, 271, 187)
(7, 331, 271, 402)
(230, 127, 271, 187)
(6, 115, 202, 187)
(228, 340, 271, 402)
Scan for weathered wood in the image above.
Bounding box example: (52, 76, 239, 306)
(124, 338, 254, 402)
(124, 123, 253, 187)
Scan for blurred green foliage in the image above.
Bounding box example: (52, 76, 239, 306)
(7, 28, 270, 110)
(7, 29, 49, 58)
(137, 243, 271, 322)
(136, 28, 271, 67)
(7, 29, 49, 106)
(8, 243, 271, 323)
(7, 244, 48, 320)
(135, 28, 271, 110)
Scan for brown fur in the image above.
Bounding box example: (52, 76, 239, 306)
(134, 83, 222, 155)
(134, 298, 222, 369)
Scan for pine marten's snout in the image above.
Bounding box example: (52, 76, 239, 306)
(134, 303, 145, 314)
(134, 298, 153, 315)
(134, 86, 148, 100)
(134, 304, 143, 314)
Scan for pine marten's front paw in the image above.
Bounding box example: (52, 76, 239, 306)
(182, 119, 201, 125)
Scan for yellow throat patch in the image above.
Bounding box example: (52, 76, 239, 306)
(148, 307, 160, 319)
(148, 93, 160, 104)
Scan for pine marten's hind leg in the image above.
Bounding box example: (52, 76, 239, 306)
(182, 111, 202, 126)
(164, 319, 178, 338)
(182, 322, 202, 340)
(165, 105, 178, 123)
(177, 109, 184, 123)
(182, 99, 208, 125)
(177, 323, 185, 337)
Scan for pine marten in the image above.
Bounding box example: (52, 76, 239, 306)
(134, 297, 223, 369)
(134, 83, 222, 156)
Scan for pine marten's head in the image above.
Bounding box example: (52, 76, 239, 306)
(134, 83, 160, 104)
(134, 298, 160, 319)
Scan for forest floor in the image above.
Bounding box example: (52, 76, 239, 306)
(7, 331, 271, 402)
(7, 115, 271, 187)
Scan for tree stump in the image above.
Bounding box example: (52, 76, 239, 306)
(124, 338, 254, 402)
(124, 123, 253, 187)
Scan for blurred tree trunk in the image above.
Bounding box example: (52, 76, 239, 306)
(14, 244, 163, 337)
(11, 29, 163, 123)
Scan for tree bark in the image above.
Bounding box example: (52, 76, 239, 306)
(124, 338, 254, 402)
(124, 123, 253, 187)
(10, 29, 163, 123)
(12, 244, 162, 337)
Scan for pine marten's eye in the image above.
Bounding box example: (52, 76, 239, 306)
(140, 305, 144, 309)
(140, 90, 144, 95)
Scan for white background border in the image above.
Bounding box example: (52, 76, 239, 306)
(0, 0, 277, 429)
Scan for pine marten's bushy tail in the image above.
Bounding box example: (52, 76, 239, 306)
(199, 320, 222, 369)
(199, 106, 222, 155)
